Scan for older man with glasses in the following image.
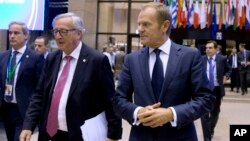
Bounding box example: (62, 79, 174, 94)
(20, 12, 122, 141)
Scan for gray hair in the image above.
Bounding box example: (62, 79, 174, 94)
(52, 12, 85, 34)
(141, 2, 172, 35)
(8, 21, 29, 36)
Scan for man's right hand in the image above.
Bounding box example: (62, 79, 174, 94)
(19, 130, 32, 141)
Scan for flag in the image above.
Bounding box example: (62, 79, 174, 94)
(177, 0, 183, 27)
(239, 0, 246, 30)
(246, 0, 250, 30)
(181, 0, 188, 28)
(171, 0, 178, 29)
(211, 1, 217, 39)
(188, 0, 194, 28)
(225, 0, 231, 29)
(233, 0, 239, 30)
(206, 0, 212, 28)
(218, 0, 225, 30)
(193, 0, 200, 29)
(200, 0, 206, 29)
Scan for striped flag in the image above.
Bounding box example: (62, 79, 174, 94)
(200, 0, 206, 29)
(188, 0, 194, 28)
(171, 0, 178, 29)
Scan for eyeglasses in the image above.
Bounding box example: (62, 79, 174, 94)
(52, 29, 76, 37)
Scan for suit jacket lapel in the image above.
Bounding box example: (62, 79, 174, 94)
(1, 51, 11, 84)
(67, 44, 88, 98)
(48, 51, 63, 99)
(16, 48, 29, 82)
(159, 43, 182, 100)
(139, 47, 156, 102)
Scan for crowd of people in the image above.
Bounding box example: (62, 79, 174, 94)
(0, 2, 248, 141)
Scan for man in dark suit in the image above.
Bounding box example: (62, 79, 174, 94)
(200, 41, 231, 141)
(112, 2, 215, 141)
(238, 43, 250, 95)
(19, 13, 122, 141)
(0, 21, 44, 141)
(228, 46, 240, 93)
(34, 36, 49, 59)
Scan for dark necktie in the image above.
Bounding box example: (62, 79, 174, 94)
(5, 51, 18, 102)
(151, 49, 164, 100)
(47, 56, 72, 137)
(208, 58, 214, 90)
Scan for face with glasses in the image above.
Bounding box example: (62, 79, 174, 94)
(53, 16, 81, 54)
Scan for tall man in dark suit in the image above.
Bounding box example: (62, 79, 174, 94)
(112, 2, 215, 141)
(200, 41, 231, 141)
(19, 12, 122, 141)
(238, 43, 250, 95)
(228, 46, 240, 93)
(0, 21, 45, 141)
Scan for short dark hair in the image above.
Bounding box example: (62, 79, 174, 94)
(36, 36, 49, 45)
(207, 40, 217, 49)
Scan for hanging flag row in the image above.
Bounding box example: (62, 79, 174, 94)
(154, 0, 250, 31)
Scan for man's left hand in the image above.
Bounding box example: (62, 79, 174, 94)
(138, 107, 173, 128)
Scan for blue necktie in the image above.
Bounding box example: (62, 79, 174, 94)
(151, 49, 164, 100)
(208, 58, 214, 90)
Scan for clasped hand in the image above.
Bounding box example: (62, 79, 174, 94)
(137, 102, 173, 128)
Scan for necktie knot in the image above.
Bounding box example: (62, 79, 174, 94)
(65, 56, 72, 62)
(13, 51, 18, 56)
(208, 57, 213, 63)
(154, 49, 161, 56)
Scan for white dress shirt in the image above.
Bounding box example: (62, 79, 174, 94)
(57, 42, 82, 131)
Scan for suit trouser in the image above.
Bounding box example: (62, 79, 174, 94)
(230, 68, 240, 90)
(2, 102, 23, 141)
(201, 113, 211, 141)
(210, 87, 222, 134)
(201, 86, 222, 141)
(239, 69, 248, 93)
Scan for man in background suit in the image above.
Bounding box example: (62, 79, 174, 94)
(228, 46, 240, 93)
(238, 43, 250, 95)
(34, 36, 49, 59)
(20, 12, 122, 141)
(0, 21, 44, 141)
(112, 2, 215, 141)
(201, 41, 231, 141)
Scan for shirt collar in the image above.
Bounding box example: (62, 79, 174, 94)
(149, 38, 171, 55)
(208, 54, 216, 60)
(12, 45, 26, 54)
(62, 42, 82, 60)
